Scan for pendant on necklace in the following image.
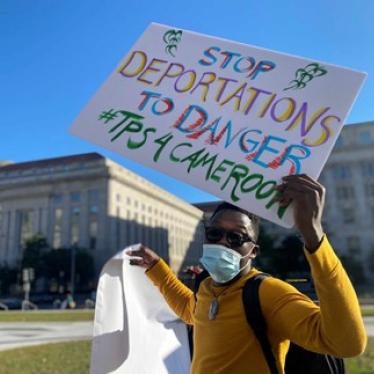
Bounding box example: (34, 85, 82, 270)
(208, 298, 219, 320)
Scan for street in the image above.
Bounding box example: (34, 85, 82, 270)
(0, 321, 93, 351)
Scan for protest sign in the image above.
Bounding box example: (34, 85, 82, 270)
(70, 23, 366, 227)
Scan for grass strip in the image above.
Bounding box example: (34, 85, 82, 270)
(0, 310, 94, 322)
(0, 340, 91, 374)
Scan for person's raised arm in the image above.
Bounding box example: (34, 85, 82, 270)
(262, 174, 367, 357)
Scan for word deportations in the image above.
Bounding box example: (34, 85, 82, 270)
(118, 51, 341, 147)
(98, 108, 290, 219)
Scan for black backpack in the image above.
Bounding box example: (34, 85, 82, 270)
(191, 271, 345, 374)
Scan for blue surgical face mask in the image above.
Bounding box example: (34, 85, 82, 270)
(200, 244, 252, 284)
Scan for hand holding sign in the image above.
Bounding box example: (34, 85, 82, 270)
(276, 174, 325, 251)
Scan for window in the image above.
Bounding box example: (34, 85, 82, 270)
(347, 236, 360, 250)
(89, 205, 98, 249)
(361, 162, 374, 178)
(88, 189, 99, 202)
(53, 208, 63, 249)
(52, 193, 63, 204)
(19, 209, 34, 248)
(332, 165, 351, 180)
(116, 193, 121, 202)
(336, 185, 355, 200)
(365, 183, 374, 198)
(70, 191, 81, 203)
(70, 207, 80, 245)
(347, 236, 361, 254)
(116, 207, 121, 249)
(358, 131, 371, 145)
(128, 220, 134, 243)
(342, 208, 355, 224)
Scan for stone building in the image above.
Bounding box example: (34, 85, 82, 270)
(318, 121, 374, 280)
(0, 153, 203, 278)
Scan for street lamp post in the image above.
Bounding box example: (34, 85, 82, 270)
(22, 267, 35, 310)
(70, 244, 76, 298)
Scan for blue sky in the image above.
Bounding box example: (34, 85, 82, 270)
(1, 0, 373, 203)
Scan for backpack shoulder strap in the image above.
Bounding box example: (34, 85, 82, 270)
(194, 269, 210, 294)
(242, 274, 278, 374)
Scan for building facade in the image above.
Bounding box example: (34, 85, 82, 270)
(0, 153, 203, 277)
(318, 121, 374, 279)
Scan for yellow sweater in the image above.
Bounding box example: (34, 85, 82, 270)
(146, 236, 366, 374)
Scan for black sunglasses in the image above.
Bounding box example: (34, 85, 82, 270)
(204, 227, 255, 248)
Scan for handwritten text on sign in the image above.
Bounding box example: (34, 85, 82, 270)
(70, 23, 366, 227)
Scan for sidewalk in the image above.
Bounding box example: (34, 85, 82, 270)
(0, 321, 93, 351)
(0, 318, 372, 352)
(364, 316, 374, 337)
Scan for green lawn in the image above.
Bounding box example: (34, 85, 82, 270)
(0, 340, 91, 374)
(0, 310, 94, 322)
(361, 307, 374, 317)
(346, 337, 374, 374)
(0, 337, 371, 373)
(0, 307, 372, 322)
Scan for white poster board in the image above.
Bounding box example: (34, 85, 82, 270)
(70, 23, 366, 227)
(90, 244, 190, 374)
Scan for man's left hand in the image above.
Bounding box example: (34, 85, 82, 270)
(276, 174, 325, 253)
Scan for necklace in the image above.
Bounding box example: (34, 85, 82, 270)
(208, 283, 232, 321)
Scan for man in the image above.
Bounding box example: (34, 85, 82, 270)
(128, 174, 366, 374)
